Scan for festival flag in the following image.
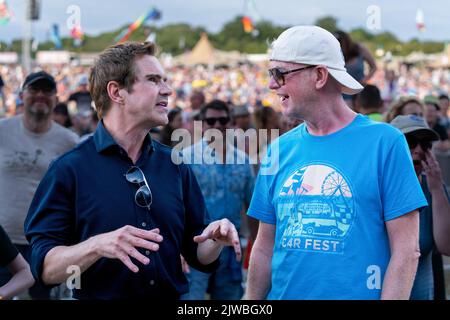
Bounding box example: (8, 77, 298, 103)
(70, 25, 85, 47)
(51, 24, 62, 49)
(242, 16, 253, 33)
(115, 7, 161, 44)
(416, 9, 426, 32)
(0, 0, 12, 25)
(242, 0, 260, 34)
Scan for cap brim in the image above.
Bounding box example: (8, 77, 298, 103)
(404, 128, 440, 141)
(328, 68, 364, 95)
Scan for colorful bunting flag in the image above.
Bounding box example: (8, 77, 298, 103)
(115, 7, 161, 44)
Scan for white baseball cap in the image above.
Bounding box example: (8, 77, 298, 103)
(270, 25, 364, 95)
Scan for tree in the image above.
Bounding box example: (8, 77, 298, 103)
(314, 16, 338, 33)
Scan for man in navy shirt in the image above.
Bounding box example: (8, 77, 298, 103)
(24, 42, 241, 300)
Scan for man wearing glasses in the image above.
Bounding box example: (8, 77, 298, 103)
(180, 100, 255, 300)
(0, 71, 79, 299)
(24, 42, 241, 300)
(390, 115, 450, 299)
(246, 26, 427, 299)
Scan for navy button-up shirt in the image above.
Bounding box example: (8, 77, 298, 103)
(24, 121, 218, 299)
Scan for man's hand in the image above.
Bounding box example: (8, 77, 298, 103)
(93, 225, 163, 273)
(194, 218, 242, 261)
(422, 150, 444, 192)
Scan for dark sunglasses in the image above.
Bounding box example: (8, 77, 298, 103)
(204, 117, 230, 126)
(25, 85, 56, 96)
(268, 65, 315, 87)
(406, 136, 432, 151)
(125, 166, 153, 210)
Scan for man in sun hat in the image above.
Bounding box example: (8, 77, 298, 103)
(246, 26, 426, 300)
(390, 115, 450, 300)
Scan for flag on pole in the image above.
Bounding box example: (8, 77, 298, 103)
(0, 0, 12, 25)
(70, 25, 85, 47)
(242, 16, 254, 33)
(416, 9, 425, 32)
(51, 24, 62, 49)
(242, 0, 260, 34)
(115, 7, 161, 44)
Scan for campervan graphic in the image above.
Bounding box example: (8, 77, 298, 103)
(277, 164, 355, 253)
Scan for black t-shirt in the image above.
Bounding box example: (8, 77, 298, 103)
(0, 75, 4, 88)
(0, 225, 18, 267)
(433, 122, 449, 141)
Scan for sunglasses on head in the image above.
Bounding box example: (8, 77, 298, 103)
(125, 166, 152, 210)
(406, 136, 432, 151)
(268, 65, 315, 87)
(204, 117, 230, 126)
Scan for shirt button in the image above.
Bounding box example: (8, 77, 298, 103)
(141, 222, 147, 227)
(145, 250, 150, 256)
(149, 280, 155, 286)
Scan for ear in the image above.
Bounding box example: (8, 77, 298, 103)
(314, 66, 330, 90)
(106, 81, 124, 104)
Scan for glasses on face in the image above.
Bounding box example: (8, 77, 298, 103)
(204, 117, 230, 126)
(25, 85, 56, 96)
(268, 65, 316, 87)
(125, 166, 153, 210)
(406, 136, 432, 151)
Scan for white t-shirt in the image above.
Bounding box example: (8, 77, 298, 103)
(0, 115, 79, 244)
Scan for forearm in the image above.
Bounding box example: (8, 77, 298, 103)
(197, 239, 224, 265)
(0, 269, 34, 300)
(42, 236, 101, 285)
(246, 244, 272, 300)
(432, 187, 450, 255)
(381, 251, 420, 300)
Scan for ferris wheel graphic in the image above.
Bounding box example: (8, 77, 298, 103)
(321, 170, 351, 198)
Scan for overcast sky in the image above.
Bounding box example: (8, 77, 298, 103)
(1, 0, 449, 43)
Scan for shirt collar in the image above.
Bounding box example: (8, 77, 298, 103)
(93, 120, 155, 155)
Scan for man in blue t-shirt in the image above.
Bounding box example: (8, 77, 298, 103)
(245, 26, 427, 300)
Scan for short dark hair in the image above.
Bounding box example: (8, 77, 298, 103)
(200, 99, 230, 120)
(357, 84, 383, 110)
(438, 93, 449, 101)
(53, 102, 69, 116)
(168, 107, 182, 123)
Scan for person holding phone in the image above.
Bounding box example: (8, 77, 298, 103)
(390, 115, 450, 300)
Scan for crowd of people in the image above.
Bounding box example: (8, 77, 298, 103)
(0, 26, 449, 301)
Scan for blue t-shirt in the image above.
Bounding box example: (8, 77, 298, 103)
(247, 114, 428, 300)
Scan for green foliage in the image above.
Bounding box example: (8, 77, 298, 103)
(0, 15, 447, 57)
(314, 16, 338, 33)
